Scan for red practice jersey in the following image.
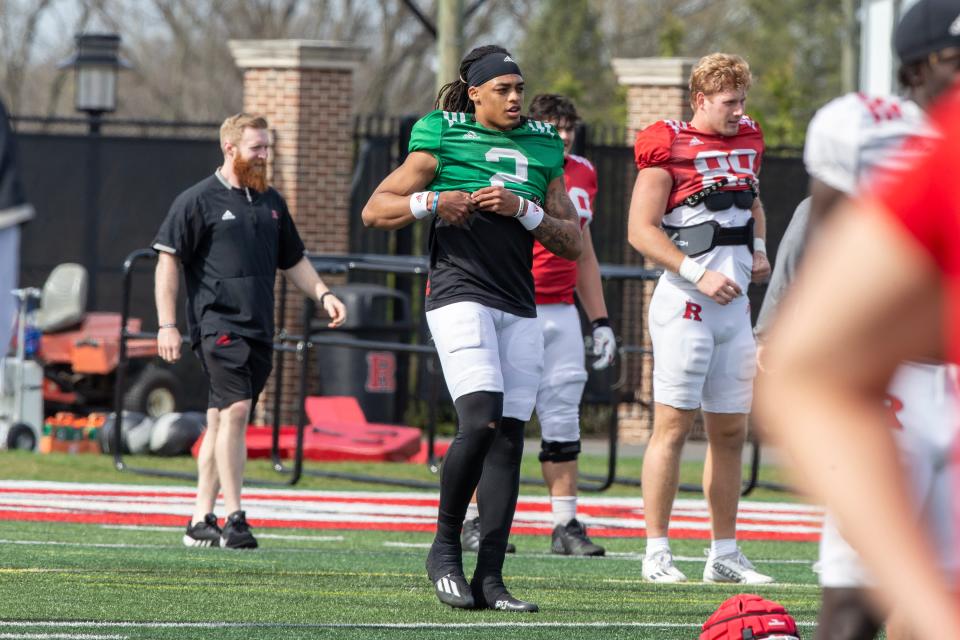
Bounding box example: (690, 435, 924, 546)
(532, 154, 597, 305)
(634, 117, 764, 213)
(868, 84, 960, 364)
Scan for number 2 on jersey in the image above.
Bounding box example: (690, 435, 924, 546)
(486, 147, 528, 187)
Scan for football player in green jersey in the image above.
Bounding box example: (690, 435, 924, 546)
(362, 45, 582, 612)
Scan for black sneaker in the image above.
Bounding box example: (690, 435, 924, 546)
(461, 517, 516, 554)
(220, 510, 258, 549)
(550, 518, 605, 556)
(426, 542, 475, 609)
(183, 513, 221, 548)
(471, 574, 539, 613)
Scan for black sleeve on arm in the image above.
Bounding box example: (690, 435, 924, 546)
(277, 199, 306, 270)
(153, 193, 204, 264)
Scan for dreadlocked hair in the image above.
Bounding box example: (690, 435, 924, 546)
(435, 44, 512, 113)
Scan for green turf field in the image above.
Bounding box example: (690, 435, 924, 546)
(0, 447, 795, 499)
(0, 451, 840, 639)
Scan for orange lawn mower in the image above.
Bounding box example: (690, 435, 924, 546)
(33, 264, 183, 421)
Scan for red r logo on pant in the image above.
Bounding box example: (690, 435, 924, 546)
(683, 301, 703, 322)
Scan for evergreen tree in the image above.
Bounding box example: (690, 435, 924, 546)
(518, 0, 624, 126)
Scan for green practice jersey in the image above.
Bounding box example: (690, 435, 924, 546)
(410, 110, 564, 204)
(409, 110, 565, 317)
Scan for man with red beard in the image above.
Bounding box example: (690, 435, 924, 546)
(153, 113, 346, 549)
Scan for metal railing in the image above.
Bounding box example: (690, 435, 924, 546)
(110, 249, 772, 497)
(111, 248, 310, 486)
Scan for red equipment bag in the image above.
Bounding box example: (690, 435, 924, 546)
(700, 594, 800, 640)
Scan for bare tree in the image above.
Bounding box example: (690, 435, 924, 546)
(0, 0, 60, 112)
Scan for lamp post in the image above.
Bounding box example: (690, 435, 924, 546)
(59, 33, 125, 134)
(59, 33, 126, 308)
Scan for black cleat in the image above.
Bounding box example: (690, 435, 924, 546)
(461, 517, 516, 554)
(426, 543, 475, 609)
(220, 510, 258, 549)
(183, 513, 221, 548)
(471, 574, 538, 613)
(550, 518, 605, 556)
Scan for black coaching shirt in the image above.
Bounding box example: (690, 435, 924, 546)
(153, 171, 305, 346)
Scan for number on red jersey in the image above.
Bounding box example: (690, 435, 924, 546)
(634, 117, 764, 212)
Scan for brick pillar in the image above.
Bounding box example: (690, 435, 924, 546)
(229, 40, 368, 425)
(611, 57, 696, 444)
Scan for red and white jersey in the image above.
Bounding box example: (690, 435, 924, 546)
(635, 117, 764, 212)
(634, 116, 764, 292)
(532, 153, 597, 305)
(804, 92, 931, 196)
(869, 84, 960, 365)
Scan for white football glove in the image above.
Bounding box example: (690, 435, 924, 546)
(591, 321, 616, 370)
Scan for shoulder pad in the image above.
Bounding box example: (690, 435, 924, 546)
(634, 120, 683, 169)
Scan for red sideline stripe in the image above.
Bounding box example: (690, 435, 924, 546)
(0, 486, 820, 514)
(0, 487, 441, 507)
(0, 503, 816, 535)
(0, 510, 818, 541)
(0, 497, 814, 529)
(0, 488, 818, 525)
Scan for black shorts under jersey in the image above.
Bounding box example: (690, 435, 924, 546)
(194, 332, 273, 411)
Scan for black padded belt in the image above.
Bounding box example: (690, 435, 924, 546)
(662, 218, 755, 257)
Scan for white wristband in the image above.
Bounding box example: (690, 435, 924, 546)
(678, 256, 706, 284)
(409, 192, 431, 220)
(754, 237, 767, 253)
(518, 200, 545, 231)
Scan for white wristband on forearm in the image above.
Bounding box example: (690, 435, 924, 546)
(517, 199, 545, 231)
(754, 238, 767, 253)
(678, 257, 706, 284)
(409, 192, 432, 220)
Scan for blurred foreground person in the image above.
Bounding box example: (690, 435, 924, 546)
(756, 0, 960, 636)
(756, 75, 960, 640)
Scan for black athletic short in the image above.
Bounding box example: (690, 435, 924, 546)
(194, 332, 273, 411)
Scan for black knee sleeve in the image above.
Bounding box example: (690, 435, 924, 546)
(433, 392, 503, 547)
(539, 438, 581, 463)
(475, 417, 525, 577)
(454, 391, 503, 433)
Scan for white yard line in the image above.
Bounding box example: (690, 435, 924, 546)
(0, 539, 171, 550)
(381, 544, 815, 566)
(1, 620, 816, 630)
(100, 525, 344, 542)
(0, 634, 126, 639)
(382, 541, 432, 549)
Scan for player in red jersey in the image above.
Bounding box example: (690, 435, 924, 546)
(627, 53, 773, 584)
(460, 94, 614, 557)
(757, 1, 960, 633)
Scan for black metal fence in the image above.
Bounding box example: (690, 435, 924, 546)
(344, 114, 808, 333)
(345, 114, 806, 265)
(12, 112, 807, 420)
(14, 116, 221, 410)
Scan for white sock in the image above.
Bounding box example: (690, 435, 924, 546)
(465, 503, 479, 522)
(710, 538, 737, 558)
(551, 496, 577, 526)
(645, 537, 670, 558)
